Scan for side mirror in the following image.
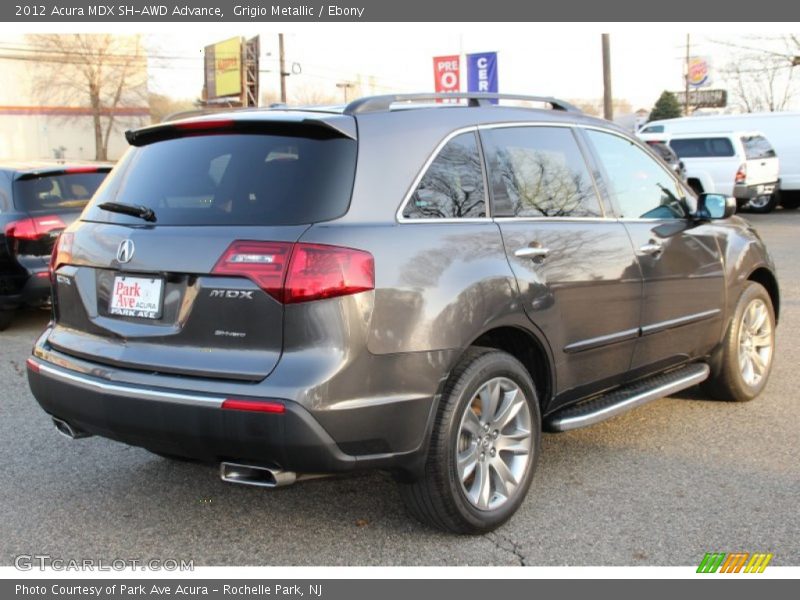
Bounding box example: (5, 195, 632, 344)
(696, 193, 736, 220)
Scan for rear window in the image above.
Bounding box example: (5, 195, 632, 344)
(14, 173, 107, 212)
(669, 137, 735, 158)
(741, 135, 776, 160)
(82, 132, 357, 226)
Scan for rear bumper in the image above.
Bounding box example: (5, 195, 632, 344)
(734, 180, 778, 201)
(0, 269, 50, 310)
(26, 350, 434, 475)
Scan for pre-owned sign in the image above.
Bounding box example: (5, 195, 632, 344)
(433, 55, 461, 102)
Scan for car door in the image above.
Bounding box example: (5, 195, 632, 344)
(480, 125, 643, 405)
(582, 128, 726, 374)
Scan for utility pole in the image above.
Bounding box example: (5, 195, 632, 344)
(279, 33, 287, 103)
(684, 34, 691, 117)
(601, 34, 613, 120)
(336, 81, 354, 103)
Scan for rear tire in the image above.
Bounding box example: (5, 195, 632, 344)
(746, 193, 778, 214)
(0, 310, 13, 332)
(399, 348, 541, 534)
(702, 282, 776, 402)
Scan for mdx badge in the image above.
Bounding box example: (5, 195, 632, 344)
(116, 239, 135, 264)
(209, 290, 254, 299)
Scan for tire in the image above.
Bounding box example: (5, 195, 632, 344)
(746, 193, 778, 214)
(0, 310, 13, 332)
(399, 348, 541, 534)
(702, 282, 776, 402)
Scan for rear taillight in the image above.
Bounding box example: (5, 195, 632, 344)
(50, 231, 74, 273)
(735, 163, 747, 185)
(4, 215, 66, 242)
(212, 241, 375, 304)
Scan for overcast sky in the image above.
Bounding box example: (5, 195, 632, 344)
(142, 26, 798, 111)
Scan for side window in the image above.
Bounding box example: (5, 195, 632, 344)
(403, 132, 486, 219)
(641, 125, 664, 134)
(585, 130, 687, 220)
(669, 137, 735, 158)
(483, 126, 601, 218)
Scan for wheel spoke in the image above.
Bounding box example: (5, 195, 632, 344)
(469, 460, 492, 509)
(480, 379, 502, 422)
(495, 430, 531, 454)
(751, 332, 772, 348)
(461, 408, 482, 438)
(492, 388, 524, 430)
(457, 450, 477, 483)
(750, 350, 767, 376)
(490, 455, 518, 498)
(750, 304, 768, 333)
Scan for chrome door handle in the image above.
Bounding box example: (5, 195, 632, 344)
(639, 241, 663, 256)
(514, 247, 551, 259)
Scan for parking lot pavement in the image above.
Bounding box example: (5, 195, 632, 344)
(1, 211, 798, 567)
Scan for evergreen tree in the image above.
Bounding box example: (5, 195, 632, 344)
(648, 91, 683, 121)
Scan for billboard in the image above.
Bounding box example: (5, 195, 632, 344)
(467, 52, 499, 102)
(205, 37, 242, 99)
(433, 55, 460, 102)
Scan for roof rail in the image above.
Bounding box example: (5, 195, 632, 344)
(343, 93, 582, 115)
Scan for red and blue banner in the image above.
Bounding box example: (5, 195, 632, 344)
(467, 52, 499, 101)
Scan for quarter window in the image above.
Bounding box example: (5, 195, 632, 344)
(669, 137, 735, 158)
(483, 126, 601, 218)
(585, 130, 687, 220)
(403, 132, 486, 219)
(741, 135, 776, 160)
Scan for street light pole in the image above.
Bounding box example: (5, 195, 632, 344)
(336, 81, 354, 103)
(684, 34, 691, 117)
(279, 33, 287, 103)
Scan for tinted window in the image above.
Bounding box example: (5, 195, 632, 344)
(83, 133, 357, 226)
(14, 173, 107, 212)
(586, 130, 687, 220)
(403, 132, 486, 219)
(741, 135, 776, 160)
(483, 126, 601, 218)
(669, 137, 735, 158)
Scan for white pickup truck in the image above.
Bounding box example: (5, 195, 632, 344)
(638, 129, 781, 213)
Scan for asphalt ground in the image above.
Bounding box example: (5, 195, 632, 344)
(1, 211, 797, 566)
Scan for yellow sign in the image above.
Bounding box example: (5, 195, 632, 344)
(206, 37, 242, 99)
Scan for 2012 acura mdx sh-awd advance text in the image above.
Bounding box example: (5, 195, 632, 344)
(27, 93, 779, 533)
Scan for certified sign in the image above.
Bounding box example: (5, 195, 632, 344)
(109, 275, 164, 320)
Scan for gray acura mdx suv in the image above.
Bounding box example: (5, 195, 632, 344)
(27, 93, 779, 533)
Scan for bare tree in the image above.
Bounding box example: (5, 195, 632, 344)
(712, 35, 799, 113)
(27, 34, 147, 160)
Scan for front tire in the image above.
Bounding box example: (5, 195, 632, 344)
(703, 282, 776, 402)
(399, 348, 541, 534)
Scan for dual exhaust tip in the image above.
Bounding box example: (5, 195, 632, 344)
(52, 418, 304, 490)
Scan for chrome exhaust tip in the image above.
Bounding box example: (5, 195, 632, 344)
(52, 416, 92, 440)
(220, 462, 297, 488)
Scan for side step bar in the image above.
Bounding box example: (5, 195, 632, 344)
(545, 363, 710, 432)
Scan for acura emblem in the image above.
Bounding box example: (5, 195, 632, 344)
(117, 239, 135, 264)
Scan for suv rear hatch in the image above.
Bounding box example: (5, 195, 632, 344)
(50, 115, 359, 381)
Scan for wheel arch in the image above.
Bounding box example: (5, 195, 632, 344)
(747, 266, 780, 322)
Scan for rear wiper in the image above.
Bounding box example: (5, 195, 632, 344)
(98, 201, 157, 223)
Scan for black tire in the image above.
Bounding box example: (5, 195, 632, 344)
(0, 310, 13, 332)
(399, 348, 541, 534)
(746, 193, 779, 214)
(702, 282, 776, 402)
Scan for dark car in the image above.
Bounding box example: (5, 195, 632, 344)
(0, 161, 111, 330)
(646, 140, 687, 181)
(27, 94, 779, 533)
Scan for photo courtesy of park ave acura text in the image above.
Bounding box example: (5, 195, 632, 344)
(0, 2, 798, 579)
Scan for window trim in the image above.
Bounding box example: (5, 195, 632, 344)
(396, 126, 492, 223)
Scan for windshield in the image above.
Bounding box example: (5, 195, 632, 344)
(82, 132, 358, 226)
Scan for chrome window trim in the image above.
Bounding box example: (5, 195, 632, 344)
(396, 126, 492, 223)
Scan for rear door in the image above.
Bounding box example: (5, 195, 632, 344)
(741, 133, 780, 186)
(582, 129, 725, 373)
(50, 122, 358, 381)
(481, 125, 642, 404)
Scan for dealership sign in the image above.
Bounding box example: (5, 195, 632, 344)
(467, 52, 499, 102)
(433, 55, 461, 102)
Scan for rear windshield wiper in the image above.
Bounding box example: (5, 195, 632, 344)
(98, 202, 157, 223)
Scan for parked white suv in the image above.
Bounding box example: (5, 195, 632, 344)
(638, 129, 781, 213)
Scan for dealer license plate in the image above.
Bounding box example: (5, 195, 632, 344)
(109, 275, 164, 320)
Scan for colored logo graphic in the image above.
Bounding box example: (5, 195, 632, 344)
(687, 57, 711, 88)
(697, 552, 773, 573)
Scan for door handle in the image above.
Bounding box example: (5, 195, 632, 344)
(639, 240, 663, 256)
(514, 247, 551, 260)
